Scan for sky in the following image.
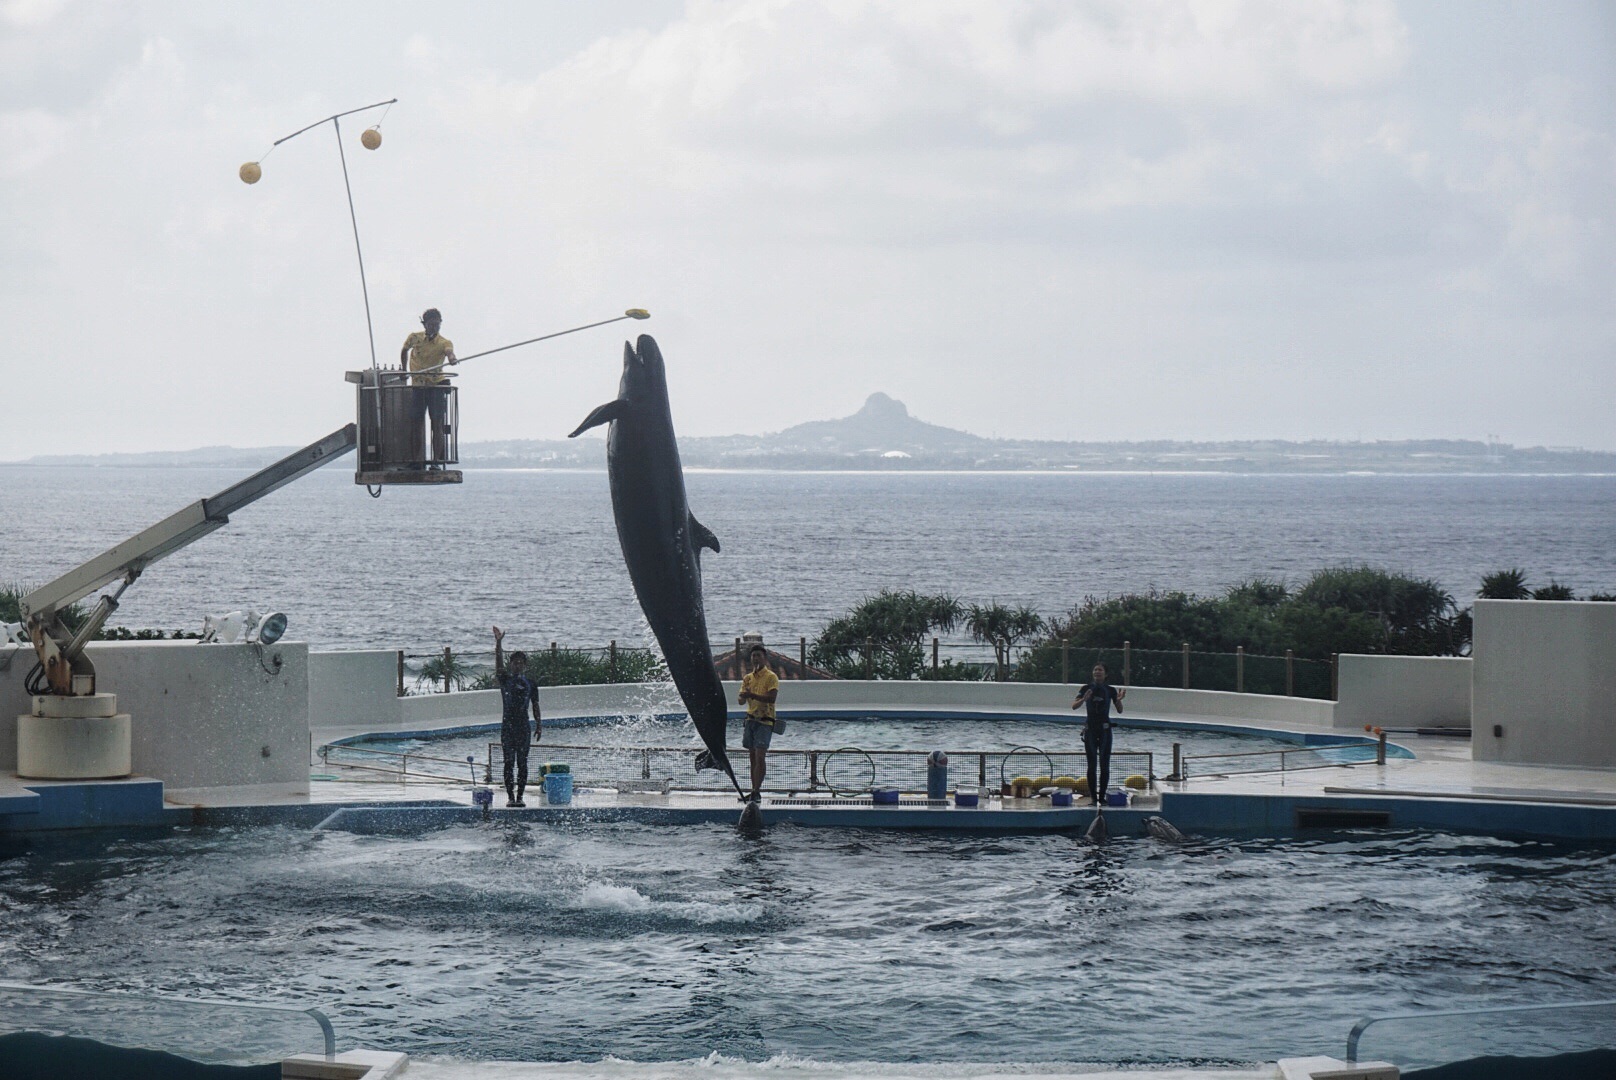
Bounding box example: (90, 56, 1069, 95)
(2, 0, 1613, 456)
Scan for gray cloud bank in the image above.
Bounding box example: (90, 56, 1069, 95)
(3, 0, 1613, 456)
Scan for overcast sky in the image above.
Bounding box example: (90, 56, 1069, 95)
(3, 0, 1613, 456)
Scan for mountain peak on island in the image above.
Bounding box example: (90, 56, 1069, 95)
(856, 392, 910, 422)
(770, 392, 985, 455)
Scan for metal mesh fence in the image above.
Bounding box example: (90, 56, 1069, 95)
(484, 743, 1155, 795)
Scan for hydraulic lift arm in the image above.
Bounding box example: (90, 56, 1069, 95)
(21, 424, 357, 695)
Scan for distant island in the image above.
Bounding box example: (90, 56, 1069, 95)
(14, 392, 1616, 473)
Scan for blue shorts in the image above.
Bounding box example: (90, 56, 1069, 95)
(742, 718, 774, 750)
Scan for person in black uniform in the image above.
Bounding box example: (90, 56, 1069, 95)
(1073, 662, 1125, 806)
(492, 626, 541, 807)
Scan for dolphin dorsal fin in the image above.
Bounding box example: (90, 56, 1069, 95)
(568, 398, 630, 438)
(689, 513, 721, 555)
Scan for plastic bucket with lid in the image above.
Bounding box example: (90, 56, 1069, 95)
(544, 772, 573, 805)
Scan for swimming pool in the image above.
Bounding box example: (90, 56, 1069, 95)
(3, 821, 1611, 1066)
(349, 714, 1304, 786)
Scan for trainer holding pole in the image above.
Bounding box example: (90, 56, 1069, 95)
(410, 309, 652, 377)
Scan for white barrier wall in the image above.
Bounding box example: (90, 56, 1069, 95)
(1473, 599, 1616, 767)
(1334, 654, 1472, 732)
(1, 640, 309, 790)
(310, 650, 400, 731)
(321, 675, 1339, 734)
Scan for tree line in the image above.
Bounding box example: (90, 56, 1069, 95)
(808, 567, 1615, 682)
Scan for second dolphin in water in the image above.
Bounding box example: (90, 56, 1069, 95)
(571, 335, 738, 793)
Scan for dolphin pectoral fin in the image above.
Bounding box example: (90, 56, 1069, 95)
(689, 514, 721, 554)
(569, 398, 630, 438)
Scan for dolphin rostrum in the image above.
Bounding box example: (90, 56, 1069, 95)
(570, 335, 739, 793)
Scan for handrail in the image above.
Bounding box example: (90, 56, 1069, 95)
(1188, 741, 1376, 761)
(0, 980, 336, 1061)
(1347, 998, 1616, 1062)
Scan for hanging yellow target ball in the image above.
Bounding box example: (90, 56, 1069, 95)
(361, 127, 382, 150)
(239, 161, 262, 184)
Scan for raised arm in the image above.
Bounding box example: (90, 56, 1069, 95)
(493, 625, 505, 677)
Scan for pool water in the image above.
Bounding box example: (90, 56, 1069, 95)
(3, 823, 1612, 1066)
(363, 715, 1301, 779)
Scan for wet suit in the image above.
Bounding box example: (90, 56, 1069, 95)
(1078, 680, 1123, 804)
(496, 664, 540, 804)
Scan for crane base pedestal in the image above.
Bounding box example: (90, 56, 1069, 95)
(18, 694, 131, 780)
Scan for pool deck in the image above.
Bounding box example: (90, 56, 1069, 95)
(5, 700, 1612, 840)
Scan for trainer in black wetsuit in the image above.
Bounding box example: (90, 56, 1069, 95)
(1073, 662, 1125, 806)
(492, 625, 541, 807)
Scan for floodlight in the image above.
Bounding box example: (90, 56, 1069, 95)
(201, 610, 253, 644)
(253, 612, 289, 645)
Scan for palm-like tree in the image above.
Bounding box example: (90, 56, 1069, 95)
(966, 603, 1045, 680)
(1479, 568, 1530, 600)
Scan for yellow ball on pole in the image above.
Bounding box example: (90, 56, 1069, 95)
(239, 161, 262, 184)
(360, 127, 382, 150)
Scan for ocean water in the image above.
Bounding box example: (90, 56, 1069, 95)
(2, 466, 1613, 653)
(1, 823, 1613, 1066)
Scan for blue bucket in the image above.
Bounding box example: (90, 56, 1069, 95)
(872, 788, 900, 805)
(1050, 790, 1073, 807)
(1106, 789, 1128, 807)
(544, 772, 573, 805)
(954, 790, 979, 808)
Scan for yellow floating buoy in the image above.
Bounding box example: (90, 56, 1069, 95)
(1074, 777, 1090, 794)
(239, 161, 262, 184)
(1030, 776, 1052, 789)
(1052, 776, 1080, 790)
(1010, 776, 1033, 788)
(1124, 775, 1148, 790)
(361, 127, 382, 150)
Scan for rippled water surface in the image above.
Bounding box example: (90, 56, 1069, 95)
(3, 824, 1613, 1065)
(3, 468, 1614, 650)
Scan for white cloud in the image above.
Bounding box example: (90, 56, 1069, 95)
(0, 0, 1612, 455)
(0, 107, 71, 176)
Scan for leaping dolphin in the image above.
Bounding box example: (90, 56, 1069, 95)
(570, 335, 739, 794)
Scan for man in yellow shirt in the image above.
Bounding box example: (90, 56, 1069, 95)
(399, 307, 457, 463)
(737, 644, 779, 804)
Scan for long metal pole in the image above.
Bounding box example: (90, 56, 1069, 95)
(332, 117, 378, 375)
(418, 314, 648, 373)
(273, 98, 397, 147)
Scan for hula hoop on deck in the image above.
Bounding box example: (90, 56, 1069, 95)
(999, 745, 1055, 790)
(819, 747, 877, 797)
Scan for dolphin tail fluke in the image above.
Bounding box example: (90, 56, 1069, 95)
(569, 397, 630, 438)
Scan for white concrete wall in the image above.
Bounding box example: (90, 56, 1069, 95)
(1334, 654, 1472, 731)
(341, 676, 1336, 733)
(1, 640, 309, 789)
(310, 650, 400, 730)
(1473, 599, 1616, 767)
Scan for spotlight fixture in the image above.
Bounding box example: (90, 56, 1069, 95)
(200, 610, 289, 645)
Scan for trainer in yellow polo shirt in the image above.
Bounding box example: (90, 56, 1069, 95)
(738, 645, 780, 803)
(401, 307, 456, 387)
(399, 307, 458, 463)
